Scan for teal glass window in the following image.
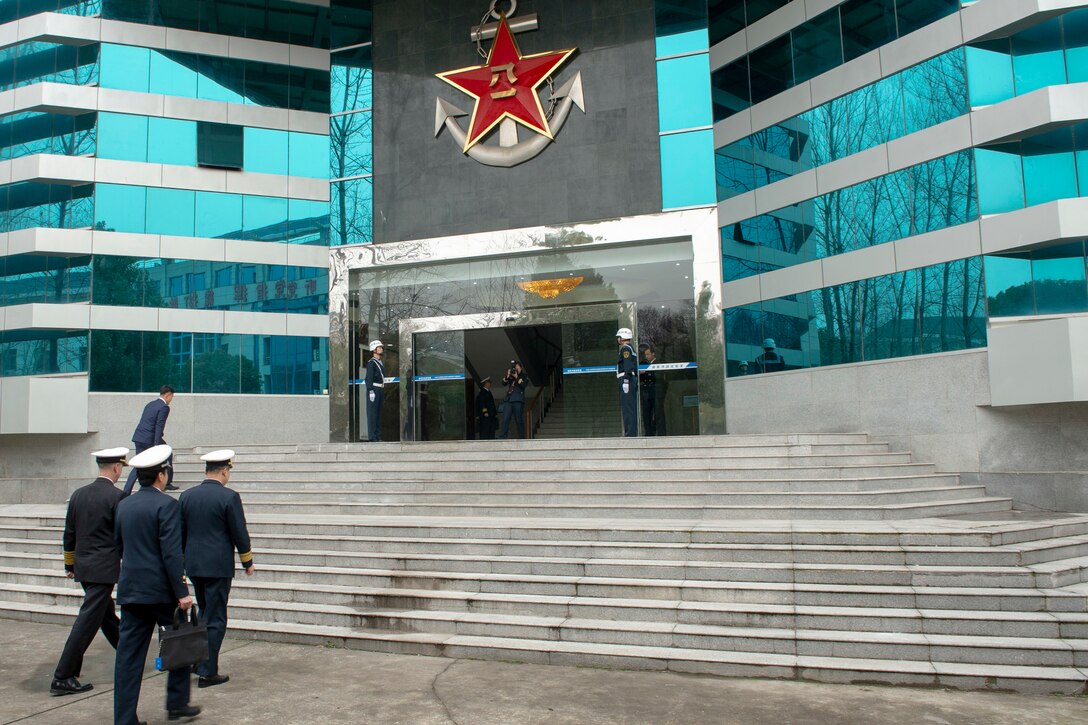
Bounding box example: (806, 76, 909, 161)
(331, 177, 372, 246)
(94, 183, 147, 233)
(708, 0, 746, 46)
(97, 113, 149, 162)
(1, 331, 88, 377)
(841, 0, 896, 62)
(289, 132, 330, 179)
(149, 49, 198, 98)
(244, 127, 289, 176)
(197, 122, 243, 170)
(986, 242, 1088, 317)
(973, 146, 1024, 215)
(330, 111, 372, 179)
(148, 117, 197, 166)
(100, 44, 150, 93)
(2, 182, 93, 231)
(0, 111, 96, 160)
(331, 46, 372, 113)
(792, 9, 842, 85)
(655, 0, 708, 56)
(657, 54, 713, 132)
(1021, 129, 1078, 207)
(194, 191, 243, 239)
(1064, 10, 1088, 83)
(661, 129, 716, 209)
(749, 35, 793, 105)
(146, 188, 195, 237)
(1011, 17, 1066, 96)
(656, 29, 709, 58)
(0, 254, 91, 306)
(710, 57, 750, 121)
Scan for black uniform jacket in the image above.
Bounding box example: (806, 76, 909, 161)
(180, 480, 254, 579)
(618, 344, 638, 382)
(132, 397, 169, 446)
(63, 477, 125, 583)
(114, 487, 188, 605)
(364, 357, 385, 393)
(475, 388, 496, 421)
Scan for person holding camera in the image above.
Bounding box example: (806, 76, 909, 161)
(499, 361, 528, 439)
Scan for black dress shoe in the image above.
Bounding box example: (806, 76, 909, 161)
(167, 704, 201, 721)
(50, 677, 92, 696)
(198, 674, 229, 688)
(165, 483, 180, 491)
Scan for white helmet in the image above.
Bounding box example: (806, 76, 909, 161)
(762, 338, 776, 349)
(615, 327, 633, 340)
(368, 339, 384, 352)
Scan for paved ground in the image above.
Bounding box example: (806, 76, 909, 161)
(2, 620, 1085, 725)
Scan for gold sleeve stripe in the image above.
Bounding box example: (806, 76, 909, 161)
(63, 551, 75, 564)
(239, 551, 253, 563)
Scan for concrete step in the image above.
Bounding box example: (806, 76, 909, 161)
(11, 547, 1080, 589)
(229, 496, 1013, 520)
(2, 598, 1083, 693)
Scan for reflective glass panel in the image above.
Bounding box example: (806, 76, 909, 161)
(331, 176, 372, 246)
(330, 111, 372, 180)
(94, 183, 146, 233)
(657, 54, 713, 132)
(1011, 17, 1066, 96)
(791, 9, 842, 85)
(974, 145, 1025, 215)
(146, 188, 195, 237)
(148, 117, 197, 166)
(244, 127, 288, 176)
(1, 330, 87, 377)
(661, 129, 716, 209)
(97, 112, 148, 162)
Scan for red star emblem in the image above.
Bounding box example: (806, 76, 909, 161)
(437, 17, 575, 152)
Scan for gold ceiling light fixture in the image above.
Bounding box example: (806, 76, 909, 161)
(516, 276, 584, 299)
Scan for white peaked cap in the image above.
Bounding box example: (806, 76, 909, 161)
(129, 444, 172, 469)
(91, 447, 129, 462)
(199, 449, 235, 463)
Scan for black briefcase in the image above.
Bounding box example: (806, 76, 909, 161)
(156, 606, 208, 672)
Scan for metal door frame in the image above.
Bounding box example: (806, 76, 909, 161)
(400, 302, 636, 440)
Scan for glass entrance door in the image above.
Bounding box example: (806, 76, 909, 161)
(560, 319, 624, 437)
(413, 329, 465, 441)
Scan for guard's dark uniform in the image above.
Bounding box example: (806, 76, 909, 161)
(180, 481, 254, 679)
(475, 386, 497, 440)
(364, 356, 385, 442)
(54, 477, 124, 681)
(113, 487, 191, 725)
(639, 364, 658, 437)
(618, 343, 638, 437)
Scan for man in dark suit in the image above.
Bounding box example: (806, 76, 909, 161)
(180, 449, 255, 689)
(475, 377, 497, 440)
(50, 447, 128, 696)
(124, 386, 177, 495)
(113, 445, 200, 725)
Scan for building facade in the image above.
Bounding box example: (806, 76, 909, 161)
(1, 0, 1086, 509)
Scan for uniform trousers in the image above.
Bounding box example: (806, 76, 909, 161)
(641, 390, 657, 436)
(366, 389, 384, 442)
(114, 602, 191, 725)
(53, 582, 119, 679)
(620, 381, 638, 437)
(191, 577, 232, 677)
(499, 401, 524, 439)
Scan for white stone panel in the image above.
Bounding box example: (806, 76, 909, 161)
(25, 228, 93, 257)
(39, 82, 98, 113)
(97, 87, 166, 117)
(879, 13, 963, 77)
(894, 222, 982, 272)
(91, 230, 157, 258)
(722, 274, 762, 308)
(713, 110, 753, 149)
(810, 50, 881, 107)
(224, 239, 289, 265)
(751, 82, 812, 134)
(165, 27, 229, 56)
(886, 115, 972, 173)
(805, 0, 844, 18)
(158, 308, 225, 334)
(709, 29, 746, 70)
(285, 314, 329, 338)
(754, 169, 817, 214)
(821, 243, 896, 287)
(815, 145, 889, 195)
(286, 245, 334, 268)
(288, 110, 331, 135)
(287, 176, 331, 202)
(163, 96, 228, 123)
(746, 2, 806, 52)
(0, 376, 89, 434)
(94, 157, 162, 187)
(988, 316, 1088, 406)
(99, 18, 166, 48)
(227, 104, 293, 132)
(160, 234, 225, 262)
(160, 164, 227, 193)
(225, 171, 290, 198)
(758, 260, 824, 300)
(224, 311, 287, 335)
(89, 305, 158, 331)
(717, 192, 758, 227)
(229, 36, 290, 65)
(289, 44, 330, 71)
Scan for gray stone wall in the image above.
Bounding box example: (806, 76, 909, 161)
(725, 350, 1088, 513)
(371, 0, 662, 242)
(0, 393, 328, 502)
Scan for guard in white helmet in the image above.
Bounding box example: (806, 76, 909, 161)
(365, 340, 386, 442)
(754, 337, 785, 374)
(616, 328, 638, 437)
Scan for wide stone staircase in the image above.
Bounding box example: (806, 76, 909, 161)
(2, 434, 1088, 693)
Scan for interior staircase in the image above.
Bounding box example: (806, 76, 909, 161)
(2, 434, 1087, 693)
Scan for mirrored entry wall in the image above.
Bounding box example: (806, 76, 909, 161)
(328, 210, 726, 442)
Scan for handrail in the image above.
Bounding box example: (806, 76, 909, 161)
(525, 362, 561, 439)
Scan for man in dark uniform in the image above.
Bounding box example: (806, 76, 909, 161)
(475, 377, 497, 440)
(50, 447, 128, 696)
(499, 362, 528, 439)
(616, 328, 638, 437)
(180, 449, 255, 689)
(364, 340, 385, 442)
(124, 386, 177, 495)
(638, 344, 659, 437)
(113, 445, 200, 725)
(753, 338, 786, 374)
